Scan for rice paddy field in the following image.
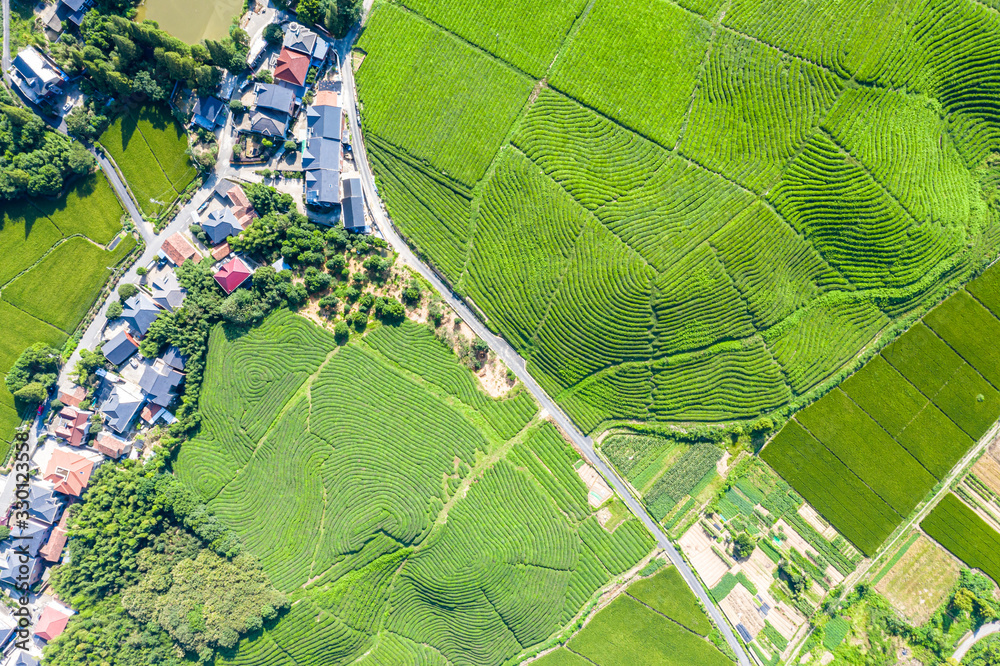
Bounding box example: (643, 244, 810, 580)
(354, 0, 1000, 440)
(176, 312, 660, 665)
(99, 105, 197, 219)
(763, 261, 1000, 557)
(0, 171, 130, 447)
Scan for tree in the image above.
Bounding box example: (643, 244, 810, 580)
(284, 139, 298, 152)
(219, 290, 264, 325)
(106, 301, 124, 319)
(429, 303, 444, 327)
(334, 321, 349, 343)
(731, 532, 755, 559)
(14, 382, 48, 405)
(374, 296, 405, 324)
(118, 283, 138, 301)
(297, 0, 324, 25)
(229, 99, 245, 113)
(318, 294, 339, 314)
(302, 267, 332, 293)
(263, 23, 283, 44)
(402, 282, 422, 305)
(132, 70, 166, 100)
(5, 343, 60, 395)
(326, 254, 346, 273)
(74, 348, 105, 385)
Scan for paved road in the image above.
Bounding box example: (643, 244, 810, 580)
(953, 621, 1000, 663)
(333, 33, 753, 666)
(0, 412, 45, 523)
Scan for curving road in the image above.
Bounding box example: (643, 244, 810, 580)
(953, 622, 1000, 663)
(333, 33, 753, 666)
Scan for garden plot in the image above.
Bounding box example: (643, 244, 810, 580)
(719, 583, 765, 639)
(678, 523, 729, 587)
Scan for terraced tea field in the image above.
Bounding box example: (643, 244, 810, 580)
(177, 312, 661, 665)
(763, 262, 1000, 556)
(0, 172, 131, 447)
(355, 0, 1000, 438)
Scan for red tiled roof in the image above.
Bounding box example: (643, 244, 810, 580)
(161, 232, 200, 265)
(44, 448, 96, 497)
(55, 408, 91, 447)
(314, 90, 338, 107)
(214, 257, 253, 294)
(228, 184, 251, 210)
(35, 603, 73, 641)
(140, 404, 162, 424)
(274, 48, 309, 87)
(39, 512, 69, 563)
(58, 386, 86, 408)
(211, 242, 232, 261)
(95, 432, 132, 459)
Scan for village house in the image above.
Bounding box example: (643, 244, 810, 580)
(342, 176, 367, 233)
(9, 47, 68, 105)
(149, 271, 187, 312)
(120, 293, 161, 338)
(214, 256, 253, 294)
(101, 329, 139, 366)
(53, 406, 91, 447)
(99, 382, 145, 433)
(43, 447, 99, 497)
(159, 232, 201, 266)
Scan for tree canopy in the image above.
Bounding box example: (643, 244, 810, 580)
(4, 343, 61, 405)
(0, 104, 94, 201)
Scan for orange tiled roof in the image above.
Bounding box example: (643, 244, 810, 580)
(39, 512, 69, 563)
(314, 90, 338, 107)
(274, 48, 309, 87)
(35, 603, 72, 641)
(57, 386, 86, 408)
(161, 232, 200, 265)
(212, 242, 232, 261)
(44, 448, 96, 497)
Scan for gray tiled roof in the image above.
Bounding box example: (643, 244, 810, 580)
(28, 483, 62, 524)
(342, 177, 365, 232)
(139, 363, 184, 408)
(282, 22, 319, 56)
(100, 385, 144, 433)
(101, 330, 138, 366)
(162, 345, 187, 371)
(202, 208, 242, 245)
(192, 96, 226, 126)
(255, 83, 295, 115)
(249, 108, 289, 137)
(305, 169, 339, 206)
(121, 293, 161, 337)
(307, 105, 342, 141)
(0, 548, 41, 589)
(149, 273, 187, 312)
(302, 138, 340, 172)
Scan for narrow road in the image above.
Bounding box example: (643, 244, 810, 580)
(953, 621, 1000, 663)
(334, 34, 752, 666)
(2, 0, 11, 86)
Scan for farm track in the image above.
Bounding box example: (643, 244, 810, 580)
(336, 24, 753, 666)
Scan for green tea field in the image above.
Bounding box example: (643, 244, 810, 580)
(532, 564, 730, 666)
(763, 261, 1000, 556)
(176, 312, 660, 665)
(99, 105, 197, 219)
(0, 171, 131, 447)
(355, 0, 1000, 436)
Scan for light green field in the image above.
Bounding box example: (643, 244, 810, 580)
(566, 594, 730, 665)
(99, 105, 196, 218)
(0, 201, 63, 287)
(33, 172, 126, 245)
(627, 566, 712, 636)
(2, 235, 136, 333)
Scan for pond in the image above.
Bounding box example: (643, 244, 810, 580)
(135, 0, 244, 45)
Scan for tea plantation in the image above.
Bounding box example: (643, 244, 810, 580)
(177, 311, 660, 665)
(355, 0, 1000, 435)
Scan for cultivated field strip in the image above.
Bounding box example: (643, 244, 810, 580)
(921, 493, 1000, 585)
(183, 310, 660, 666)
(764, 263, 1000, 556)
(359, 0, 1000, 434)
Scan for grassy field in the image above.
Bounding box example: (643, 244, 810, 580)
(0, 169, 128, 442)
(178, 311, 656, 666)
(99, 105, 196, 218)
(626, 566, 712, 636)
(2, 235, 136, 333)
(921, 493, 1000, 586)
(874, 535, 959, 624)
(566, 594, 730, 666)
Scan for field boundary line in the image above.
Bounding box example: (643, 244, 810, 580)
(133, 117, 183, 199)
(0, 299, 69, 336)
(0, 236, 68, 291)
(564, 646, 600, 665)
(542, 0, 597, 78)
(792, 410, 907, 518)
(717, 23, 839, 77)
(390, 3, 537, 80)
(672, 0, 730, 155)
(625, 591, 717, 642)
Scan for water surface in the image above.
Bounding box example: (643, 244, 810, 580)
(136, 0, 243, 44)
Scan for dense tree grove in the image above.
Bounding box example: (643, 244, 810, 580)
(49, 13, 247, 111)
(47, 460, 286, 664)
(0, 104, 94, 200)
(4, 343, 61, 405)
(296, 0, 363, 38)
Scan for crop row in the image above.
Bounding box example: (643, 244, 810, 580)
(508, 423, 590, 522)
(823, 86, 978, 228)
(764, 298, 888, 394)
(548, 0, 711, 149)
(356, 4, 534, 186)
(400, 0, 586, 77)
(768, 132, 956, 290)
(645, 442, 723, 519)
(364, 319, 537, 440)
(367, 135, 473, 282)
(601, 433, 676, 482)
(761, 421, 900, 556)
(560, 363, 653, 432)
(921, 493, 1000, 586)
(682, 31, 843, 192)
(652, 244, 755, 357)
(711, 202, 848, 329)
(650, 341, 792, 422)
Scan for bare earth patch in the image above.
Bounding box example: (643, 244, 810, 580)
(774, 519, 820, 561)
(678, 524, 729, 587)
(876, 535, 959, 625)
(719, 583, 764, 638)
(798, 504, 838, 540)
